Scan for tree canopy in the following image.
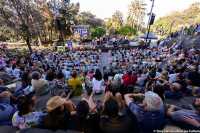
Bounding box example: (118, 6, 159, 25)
(153, 2, 200, 36)
(105, 1, 146, 36)
(77, 11, 104, 28)
(48, 0, 80, 40)
(91, 27, 106, 39)
(105, 10, 124, 34)
(0, 0, 46, 53)
(1, 0, 199, 51)
(117, 26, 137, 36)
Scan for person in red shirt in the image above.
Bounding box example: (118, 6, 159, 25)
(122, 70, 137, 87)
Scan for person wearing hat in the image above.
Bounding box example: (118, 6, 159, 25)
(43, 96, 75, 130)
(125, 91, 165, 133)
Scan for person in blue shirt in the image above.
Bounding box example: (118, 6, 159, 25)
(0, 89, 16, 125)
(167, 98, 200, 129)
(125, 91, 165, 133)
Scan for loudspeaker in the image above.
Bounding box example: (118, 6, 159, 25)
(149, 14, 155, 25)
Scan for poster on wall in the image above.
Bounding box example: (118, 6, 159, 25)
(100, 50, 111, 73)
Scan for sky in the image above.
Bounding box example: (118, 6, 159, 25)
(71, 0, 200, 22)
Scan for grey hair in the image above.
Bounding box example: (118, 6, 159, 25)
(144, 91, 163, 111)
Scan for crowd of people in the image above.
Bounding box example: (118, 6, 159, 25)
(0, 38, 200, 133)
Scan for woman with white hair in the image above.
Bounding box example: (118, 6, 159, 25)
(124, 91, 165, 133)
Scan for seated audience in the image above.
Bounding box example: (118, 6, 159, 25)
(0, 35, 200, 132)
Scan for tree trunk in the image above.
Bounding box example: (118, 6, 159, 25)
(26, 36, 32, 53)
(48, 29, 51, 41)
(38, 35, 42, 46)
(59, 30, 64, 41)
(50, 28, 53, 41)
(43, 31, 47, 42)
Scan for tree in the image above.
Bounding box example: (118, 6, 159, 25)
(48, 0, 80, 40)
(77, 11, 104, 28)
(91, 27, 106, 39)
(105, 10, 124, 35)
(0, 0, 45, 53)
(35, 2, 55, 43)
(105, 18, 113, 33)
(152, 2, 200, 36)
(112, 10, 124, 29)
(127, 0, 146, 31)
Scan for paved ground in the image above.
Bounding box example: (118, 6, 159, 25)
(0, 95, 196, 133)
(34, 92, 196, 112)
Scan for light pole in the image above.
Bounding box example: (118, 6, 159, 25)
(145, 0, 155, 46)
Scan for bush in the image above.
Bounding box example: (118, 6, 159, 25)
(117, 26, 137, 36)
(91, 27, 106, 39)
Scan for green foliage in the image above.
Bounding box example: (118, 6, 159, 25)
(48, 0, 80, 38)
(77, 11, 104, 28)
(153, 2, 200, 36)
(0, 0, 46, 52)
(117, 26, 137, 36)
(91, 27, 106, 39)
